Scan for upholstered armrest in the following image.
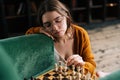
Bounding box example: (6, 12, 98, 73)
(99, 70, 120, 80)
(0, 34, 55, 80)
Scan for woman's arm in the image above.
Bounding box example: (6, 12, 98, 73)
(25, 27, 41, 35)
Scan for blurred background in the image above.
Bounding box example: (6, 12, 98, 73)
(0, 0, 120, 72)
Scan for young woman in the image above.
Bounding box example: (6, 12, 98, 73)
(26, 0, 96, 77)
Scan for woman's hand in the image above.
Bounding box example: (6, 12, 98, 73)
(67, 55, 85, 67)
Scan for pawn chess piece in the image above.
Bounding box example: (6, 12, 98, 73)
(77, 66, 81, 72)
(81, 68, 84, 78)
(63, 63, 68, 77)
(76, 72, 81, 80)
(57, 61, 63, 74)
(59, 65, 63, 74)
(68, 76, 72, 80)
(54, 63, 58, 72)
(72, 65, 75, 71)
(59, 61, 62, 66)
(63, 71, 67, 77)
(76, 66, 82, 80)
(72, 75, 76, 80)
(86, 72, 91, 80)
(71, 65, 76, 80)
(93, 75, 97, 80)
(64, 63, 68, 72)
(59, 74, 62, 80)
(81, 75, 86, 80)
(72, 65, 76, 76)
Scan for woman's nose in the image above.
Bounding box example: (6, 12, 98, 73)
(51, 23, 58, 30)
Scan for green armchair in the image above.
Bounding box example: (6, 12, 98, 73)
(99, 70, 120, 80)
(0, 34, 55, 80)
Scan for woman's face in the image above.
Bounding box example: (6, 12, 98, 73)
(42, 11, 67, 38)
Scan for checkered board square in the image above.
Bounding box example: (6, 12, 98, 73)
(36, 69, 74, 80)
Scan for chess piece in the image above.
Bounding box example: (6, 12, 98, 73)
(59, 61, 62, 66)
(68, 76, 72, 80)
(71, 65, 76, 80)
(88, 78, 92, 80)
(76, 72, 81, 80)
(72, 65, 75, 71)
(72, 75, 76, 80)
(59, 74, 62, 80)
(81, 68, 84, 78)
(63, 63, 68, 77)
(86, 72, 91, 80)
(81, 75, 86, 80)
(77, 66, 81, 72)
(93, 75, 97, 80)
(58, 61, 63, 74)
(64, 63, 68, 72)
(72, 65, 76, 76)
(54, 63, 58, 72)
(59, 65, 63, 74)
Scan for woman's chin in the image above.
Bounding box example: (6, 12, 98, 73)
(54, 34, 64, 38)
(55, 33, 64, 37)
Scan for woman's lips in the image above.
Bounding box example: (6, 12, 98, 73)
(54, 30, 62, 34)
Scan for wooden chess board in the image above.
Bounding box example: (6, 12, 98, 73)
(34, 62, 98, 80)
(36, 69, 73, 80)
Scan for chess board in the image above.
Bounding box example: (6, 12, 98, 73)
(36, 69, 71, 80)
(35, 66, 95, 80)
(33, 61, 98, 80)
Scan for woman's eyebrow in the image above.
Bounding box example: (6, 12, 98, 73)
(43, 16, 61, 24)
(43, 21, 49, 25)
(54, 16, 61, 20)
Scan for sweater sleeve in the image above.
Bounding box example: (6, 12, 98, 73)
(25, 27, 41, 35)
(82, 28, 96, 75)
(73, 25, 96, 76)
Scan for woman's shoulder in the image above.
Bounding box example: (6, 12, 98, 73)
(72, 24, 88, 34)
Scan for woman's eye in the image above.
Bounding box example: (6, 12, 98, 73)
(43, 22, 51, 27)
(56, 18, 62, 23)
(56, 20, 61, 23)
